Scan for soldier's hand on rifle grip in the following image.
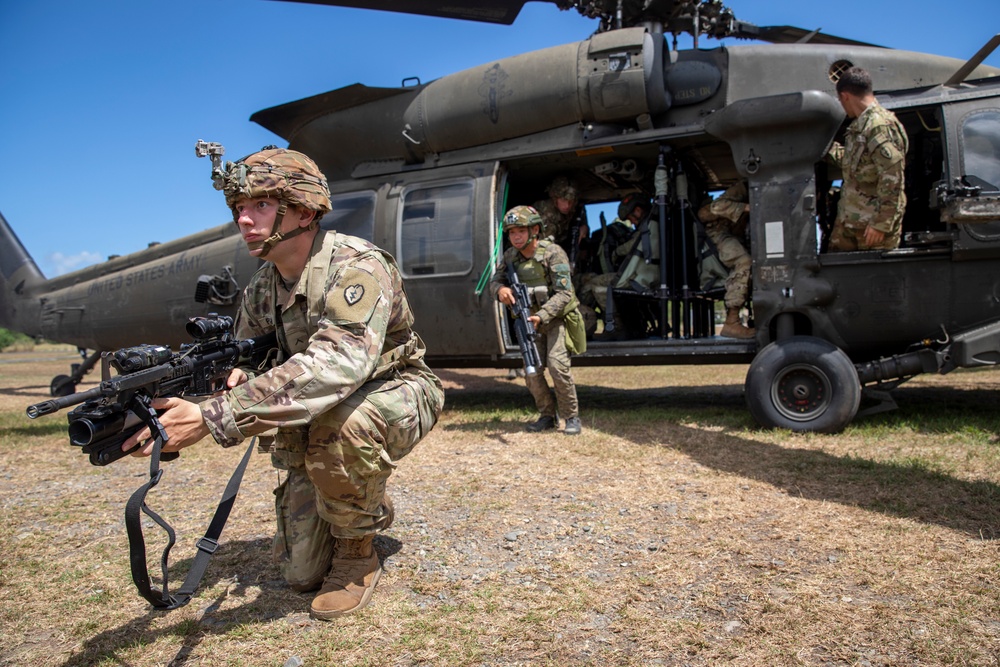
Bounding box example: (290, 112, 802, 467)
(124, 397, 211, 458)
(497, 286, 515, 306)
(207, 368, 250, 399)
(227, 367, 249, 389)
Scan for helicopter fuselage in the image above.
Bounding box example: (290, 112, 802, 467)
(3, 29, 999, 431)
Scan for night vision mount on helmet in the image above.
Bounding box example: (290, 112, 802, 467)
(195, 140, 332, 257)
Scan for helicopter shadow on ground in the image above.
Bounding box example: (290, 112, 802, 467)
(438, 370, 1000, 539)
(435, 368, 748, 415)
(0, 383, 69, 399)
(638, 421, 1000, 540)
(57, 535, 403, 667)
(860, 382, 1000, 435)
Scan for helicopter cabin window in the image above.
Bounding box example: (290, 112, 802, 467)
(960, 110, 1000, 193)
(320, 190, 376, 241)
(398, 179, 474, 278)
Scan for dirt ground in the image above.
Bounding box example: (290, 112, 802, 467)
(1, 351, 998, 666)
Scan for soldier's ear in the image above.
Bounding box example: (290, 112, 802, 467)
(293, 206, 317, 228)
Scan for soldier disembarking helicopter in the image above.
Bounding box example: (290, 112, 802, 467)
(826, 66, 910, 252)
(696, 182, 754, 339)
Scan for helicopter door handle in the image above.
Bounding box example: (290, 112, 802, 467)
(402, 124, 421, 145)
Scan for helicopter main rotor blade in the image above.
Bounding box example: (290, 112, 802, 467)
(266, 0, 884, 46)
(747, 25, 883, 48)
(266, 0, 530, 24)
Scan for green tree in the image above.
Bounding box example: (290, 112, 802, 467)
(0, 327, 32, 351)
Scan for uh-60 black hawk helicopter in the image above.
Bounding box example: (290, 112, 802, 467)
(1, 0, 999, 433)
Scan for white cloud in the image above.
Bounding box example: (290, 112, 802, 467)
(46, 251, 104, 277)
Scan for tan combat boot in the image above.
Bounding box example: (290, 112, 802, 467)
(310, 535, 381, 620)
(719, 307, 755, 339)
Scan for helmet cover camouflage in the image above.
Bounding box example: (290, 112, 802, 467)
(618, 193, 650, 221)
(546, 175, 578, 202)
(503, 205, 543, 231)
(218, 148, 331, 219)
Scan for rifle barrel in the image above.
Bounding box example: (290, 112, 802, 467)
(26, 385, 107, 419)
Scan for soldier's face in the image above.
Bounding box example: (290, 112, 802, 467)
(508, 226, 531, 250)
(628, 207, 646, 224)
(555, 197, 575, 215)
(233, 197, 305, 257)
(837, 90, 862, 118)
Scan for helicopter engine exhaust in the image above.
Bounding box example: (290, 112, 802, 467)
(401, 27, 672, 155)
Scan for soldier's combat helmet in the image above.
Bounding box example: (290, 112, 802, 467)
(618, 193, 650, 221)
(545, 175, 578, 202)
(219, 147, 331, 218)
(201, 143, 331, 257)
(503, 205, 543, 231)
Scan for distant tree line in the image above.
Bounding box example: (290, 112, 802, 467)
(0, 327, 34, 351)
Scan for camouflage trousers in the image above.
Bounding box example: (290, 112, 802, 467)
(705, 222, 751, 309)
(829, 220, 901, 252)
(577, 272, 617, 309)
(269, 371, 444, 590)
(577, 272, 625, 331)
(525, 318, 579, 420)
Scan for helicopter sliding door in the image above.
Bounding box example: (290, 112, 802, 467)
(388, 162, 502, 363)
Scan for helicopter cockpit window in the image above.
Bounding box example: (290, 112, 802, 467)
(960, 110, 1000, 193)
(398, 179, 474, 278)
(320, 190, 376, 241)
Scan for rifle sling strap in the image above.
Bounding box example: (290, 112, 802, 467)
(125, 436, 256, 610)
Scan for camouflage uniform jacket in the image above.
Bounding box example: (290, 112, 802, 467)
(827, 101, 909, 234)
(201, 230, 434, 447)
(597, 218, 636, 273)
(489, 240, 575, 328)
(701, 182, 749, 234)
(533, 198, 577, 245)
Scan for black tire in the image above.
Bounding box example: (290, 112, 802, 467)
(50, 375, 76, 397)
(745, 336, 860, 433)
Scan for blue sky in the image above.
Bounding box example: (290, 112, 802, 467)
(1, 0, 997, 277)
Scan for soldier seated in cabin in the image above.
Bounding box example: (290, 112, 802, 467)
(577, 194, 657, 339)
(696, 182, 755, 339)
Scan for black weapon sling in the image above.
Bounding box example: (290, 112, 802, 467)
(124, 428, 256, 610)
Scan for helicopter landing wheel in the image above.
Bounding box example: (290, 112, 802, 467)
(50, 375, 76, 397)
(745, 336, 860, 433)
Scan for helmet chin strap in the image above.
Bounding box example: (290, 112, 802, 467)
(246, 201, 316, 258)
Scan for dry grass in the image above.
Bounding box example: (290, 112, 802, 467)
(1, 351, 998, 666)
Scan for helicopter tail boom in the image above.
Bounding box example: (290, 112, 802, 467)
(0, 210, 45, 337)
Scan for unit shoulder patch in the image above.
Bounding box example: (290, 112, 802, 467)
(327, 266, 382, 324)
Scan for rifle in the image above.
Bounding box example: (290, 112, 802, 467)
(28, 315, 276, 466)
(505, 259, 542, 376)
(567, 206, 588, 271)
(26, 315, 277, 610)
